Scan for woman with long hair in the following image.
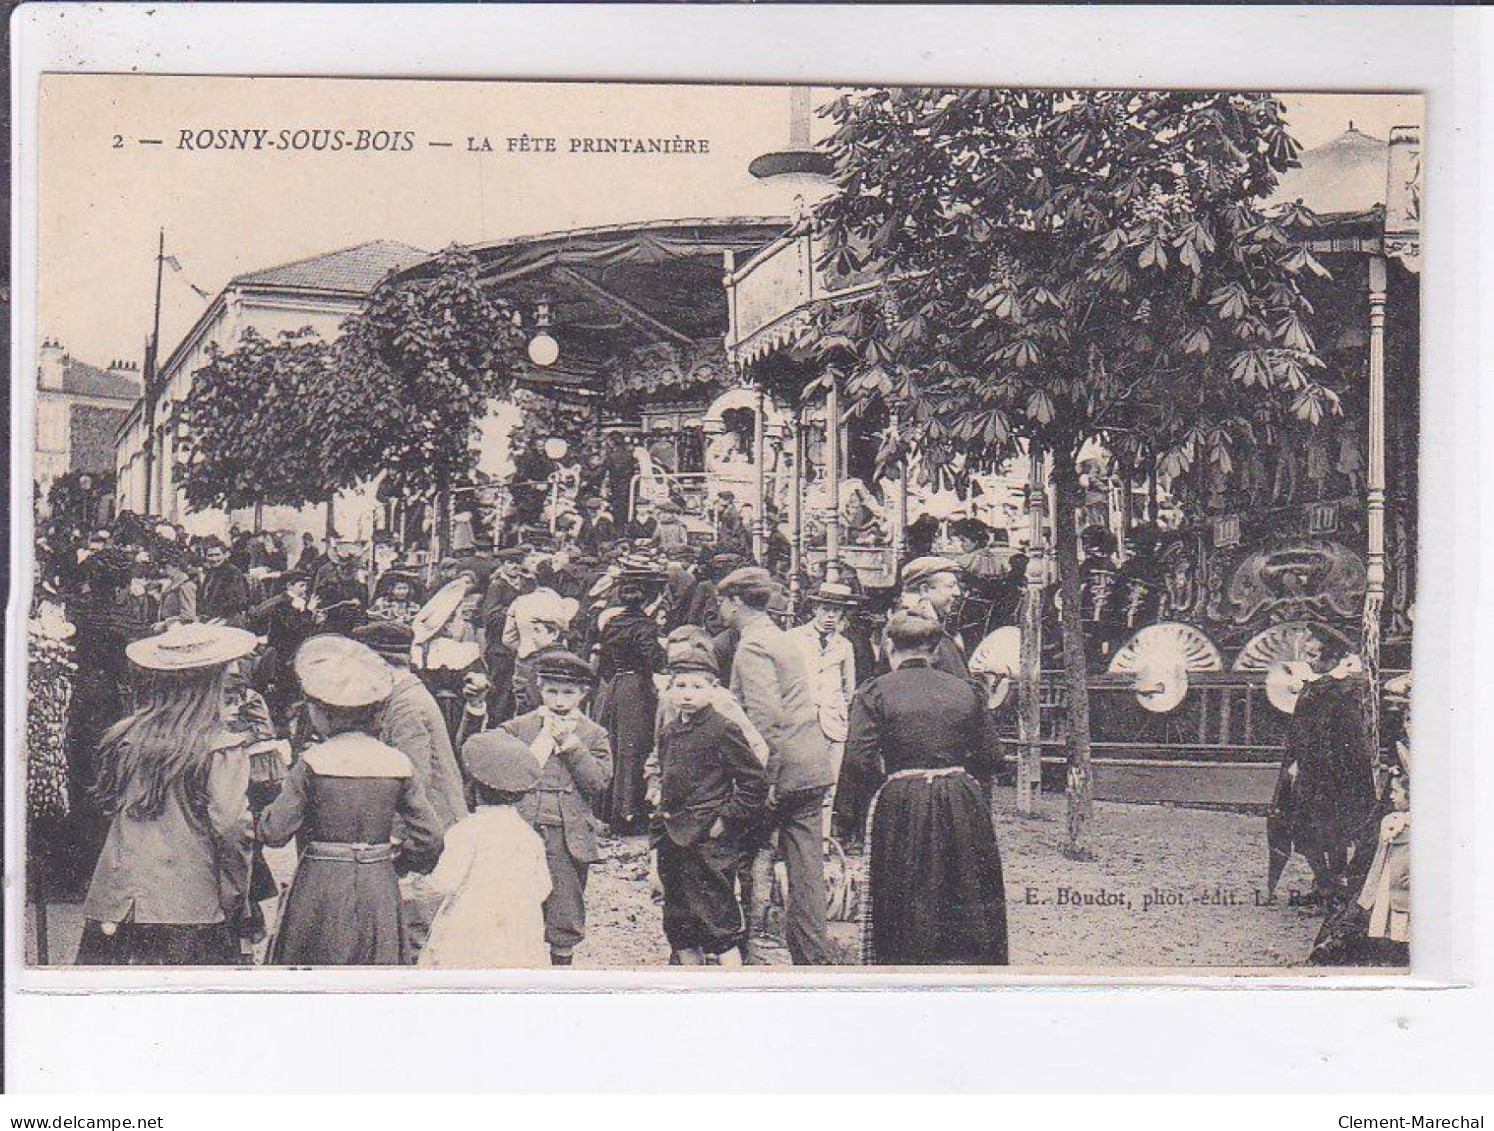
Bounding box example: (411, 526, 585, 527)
(76, 622, 260, 966)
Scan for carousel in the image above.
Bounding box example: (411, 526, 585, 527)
(720, 123, 1421, 807)
(387, 217, 790, 548)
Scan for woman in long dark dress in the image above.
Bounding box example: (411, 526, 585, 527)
(258, 635, 444, 965)
(75, 623, 259, 966)
(595, 570, 666, 835)
(842, 611, 1008, 966)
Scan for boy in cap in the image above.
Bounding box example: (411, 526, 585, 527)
(461, 649, 612, 966)
(646, 635, 768, 965)
(418, 731, 553, 968)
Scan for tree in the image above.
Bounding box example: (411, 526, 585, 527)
(813, 88, 1331, 854)
(180, 327, 335, 521)
(320, 245, 524, 554)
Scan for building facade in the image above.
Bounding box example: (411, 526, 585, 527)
(36, 340, 143, 491)
(113, 240, 428, 535)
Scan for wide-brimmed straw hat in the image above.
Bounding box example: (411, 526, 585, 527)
(411, 577, 473, 645)
(126, 622, 260, 672)
(295, 634, 395, 709)
(807, 581, 860, 609)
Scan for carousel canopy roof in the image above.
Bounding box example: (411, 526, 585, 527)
(425, 218, 783, 377)
(1270, 124, 1390, 216)
(403, 218, 788, 401)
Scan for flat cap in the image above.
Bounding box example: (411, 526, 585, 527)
(901, 556, 962, 589)
(352, 620, 415, 660)
(462, 733, 544, 795)
(666, 636, 719, 677)
(716, 565, 776, 599)
(532, 649, 596, 686)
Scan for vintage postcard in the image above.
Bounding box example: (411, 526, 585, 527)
(18, 74, 1421, 977)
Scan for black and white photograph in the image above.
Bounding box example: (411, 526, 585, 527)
(18, 74, 1422, 975)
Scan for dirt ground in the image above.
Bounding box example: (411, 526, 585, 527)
(28, 791, 1322, 970)
(573, 788, 1323, 970)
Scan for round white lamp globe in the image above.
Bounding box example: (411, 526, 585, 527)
(527, 332, 560, 367)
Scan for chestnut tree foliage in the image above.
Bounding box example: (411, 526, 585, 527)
(813, 88, 1330, 851)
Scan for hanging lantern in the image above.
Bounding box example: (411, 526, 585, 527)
(527, 300, 559, 367)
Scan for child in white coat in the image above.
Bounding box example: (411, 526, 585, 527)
(418, 735, 552, 969)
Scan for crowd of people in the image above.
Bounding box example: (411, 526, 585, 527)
(33, 476, 1407, 969)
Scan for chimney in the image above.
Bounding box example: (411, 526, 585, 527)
(108, 355, 143, 393)
(37, 337, 65, 390)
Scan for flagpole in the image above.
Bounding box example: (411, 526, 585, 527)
(141, 230, 166, 515)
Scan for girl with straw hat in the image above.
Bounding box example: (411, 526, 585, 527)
(76, 622, 261, 966)
(257, 635, 445, 966)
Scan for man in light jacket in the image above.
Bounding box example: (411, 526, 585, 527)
(717, 567, 833, 965)
(786, 581, 859, 838)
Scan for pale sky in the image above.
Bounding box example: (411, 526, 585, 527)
(37, 77, 1421, 372)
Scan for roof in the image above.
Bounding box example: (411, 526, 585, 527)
(456, 217, 787, 266)
(230, 239, 430, 296)
(1270, 125, 1389, 215)
(59, 356, 141, 402)
(399, 218, 789, 387)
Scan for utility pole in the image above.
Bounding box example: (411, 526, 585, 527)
(140, 230, 165, 514)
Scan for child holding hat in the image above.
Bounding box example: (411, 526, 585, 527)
(461, 649, 611, 966)
(257, 635, 445, 966)
(645, 635, 768, 966)
(418, 734, 553, 968)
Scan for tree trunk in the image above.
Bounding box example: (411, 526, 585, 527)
(253, 501, 264, 534)
(324, 497, 337, 541)
(1051, 456, 1095, 858)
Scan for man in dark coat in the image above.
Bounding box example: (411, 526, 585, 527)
(296, 533, 323, 579)
(310, 547, 367, 636)
(198, 538, 251, 626)
(1283, 653, 1380, 896)
(479, 557, 527, 724)
(248, 570, 316, 728)
(602, 434, 639, 527)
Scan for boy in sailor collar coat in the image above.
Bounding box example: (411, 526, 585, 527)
(461, 650, 611, 965)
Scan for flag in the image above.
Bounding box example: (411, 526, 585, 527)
(164, 253, 212, 300)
